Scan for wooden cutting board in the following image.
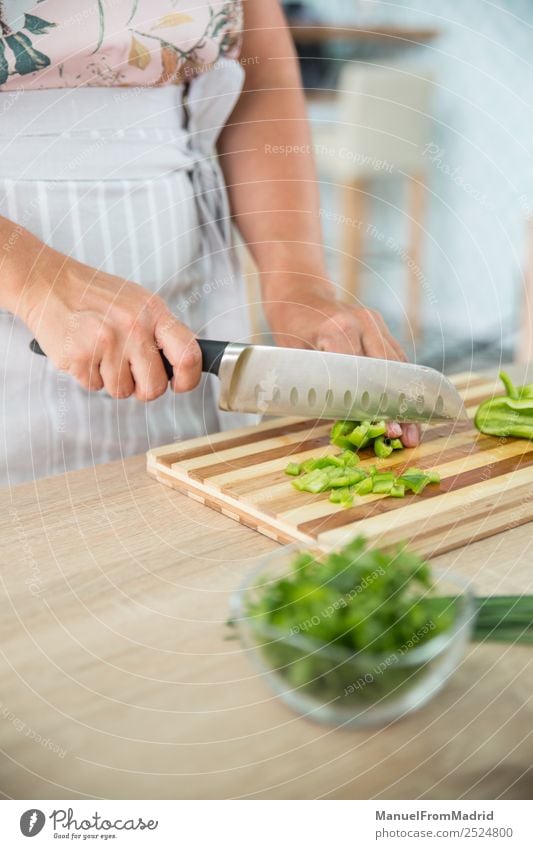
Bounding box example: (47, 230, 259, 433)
(147, 372, 533, 556)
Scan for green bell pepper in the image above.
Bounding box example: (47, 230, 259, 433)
(373, 435, 393, 458)
(475, 371, 533, 438)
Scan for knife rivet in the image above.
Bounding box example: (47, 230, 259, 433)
(344, 390, 352, 409)
(290, 387, 299, 406)
(308, 388, 317, 407)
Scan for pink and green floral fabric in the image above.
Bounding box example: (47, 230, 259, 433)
(0, 0, 242, 89)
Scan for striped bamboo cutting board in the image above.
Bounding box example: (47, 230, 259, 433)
(147, 372, 533, 556)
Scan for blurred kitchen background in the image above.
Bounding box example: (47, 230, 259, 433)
(248, 0, 533, 373)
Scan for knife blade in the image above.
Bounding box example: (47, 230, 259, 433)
(29, 337, 467, 422)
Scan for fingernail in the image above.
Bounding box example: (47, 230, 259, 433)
(386, 421, 402, 438)
(403, 424, 420, 446)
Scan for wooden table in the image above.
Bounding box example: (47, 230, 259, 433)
(1, 372, 532, 800)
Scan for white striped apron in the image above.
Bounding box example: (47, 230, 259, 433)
(0, 60, 252, 487)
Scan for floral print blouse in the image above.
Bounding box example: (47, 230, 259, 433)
(0, 0, 243, 90)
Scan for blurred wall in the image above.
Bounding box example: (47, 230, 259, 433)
(304, 0, 533, 351)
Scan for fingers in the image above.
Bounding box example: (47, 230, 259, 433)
(360, 312, 407, 362)
(154, 313, 202, 394)
(400, 423, 421, 448)
(129, 340, 169, 402)
(314, 308, 407, 363)
(385, 421, 403, 439)
(387, 420, 422, 448)
(99, 350, 135, 399)
(69, 356, 105, 393)
(315, 313, 364, 355)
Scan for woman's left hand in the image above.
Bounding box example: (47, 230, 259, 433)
(264, 288, 421, 448)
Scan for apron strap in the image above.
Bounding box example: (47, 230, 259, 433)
(186, 59, 245, 285)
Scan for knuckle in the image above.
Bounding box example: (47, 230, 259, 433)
(109, 385, 133, 399)
(95, 324, 115, 348)
(81, 375, 102, 392)
(129, 319, 153, 346)
(178, 344, 202, 373)
(113, 304, 136, 331)
(173, 371, 200, 392)
(136, 381, 167, 402)
(328, 311, 357, 334)
(148, 293, 168, 315)
(68, 354, 90, 376)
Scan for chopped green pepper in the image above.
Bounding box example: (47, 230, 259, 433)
(372, 476, 395, 494)
(284, 418, 440, 505)
(291, 470, 332, 493)
(347, 423, 372, 449)
(373, 435, 394, 459)
(301, 455, 344, 472)
(354, 476, 373, 495)
(398, 467, 441, 494)
(338, 450, 360, 466)
(328, 468, 367, 488)
(329, 487, 354, 507)
(284, 462, 301, 476)
(366, 421, 387, 439)
(330, 420, 356, 449)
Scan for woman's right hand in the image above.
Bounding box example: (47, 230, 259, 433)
(8, 232, 202, 401)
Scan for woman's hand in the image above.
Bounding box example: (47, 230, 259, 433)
(9, 233, 202, 401)
(264, 284, 421, 448)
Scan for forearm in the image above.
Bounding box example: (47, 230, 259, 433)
(0, 214, 47, 315)
(217, 0, 333, 302)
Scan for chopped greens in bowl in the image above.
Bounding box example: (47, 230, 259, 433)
(229, 537, 475, 727)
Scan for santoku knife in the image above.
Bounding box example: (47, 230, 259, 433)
(30, 337, 467, 423)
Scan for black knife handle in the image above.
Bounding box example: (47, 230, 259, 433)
(197, 339, 228, 376)
(29, 337, 228, 379)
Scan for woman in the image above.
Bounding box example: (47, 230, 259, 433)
(0, 0, 419, 487)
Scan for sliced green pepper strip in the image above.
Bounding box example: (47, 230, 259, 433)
(284, 462, 301, 476)
(372, 471, 394, 482)
(475, 371, 533, 438)
(354, 477, 373, 495)
(499, 371, 519, 400)
(329, 487, 354, 507)
(366, 421, 387, 439)
(338, 450, 360, 466)
(328, 468, 368, 488)
(373, 436, 393, 458)
(291, 470, 332, 493)
(330, 420, 356, 449)
(398, 467, 440, 494)
(347, 423, 371, 449)
(330, 420, 354, 438)
(372, 479, 394, 495)
(301, 455, 345, 472)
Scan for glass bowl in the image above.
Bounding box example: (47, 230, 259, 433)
(230, 545, 476, 728)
